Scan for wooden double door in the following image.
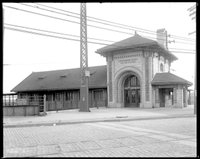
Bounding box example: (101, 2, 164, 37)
(124, 88, 140, 107)
(124, 75, 140, 107)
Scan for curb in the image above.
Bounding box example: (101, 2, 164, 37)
(3, 114, 196, 128)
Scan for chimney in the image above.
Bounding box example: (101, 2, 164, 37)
(156, 28, 167, 49)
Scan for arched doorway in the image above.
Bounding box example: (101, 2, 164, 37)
(124, 75, 140, 107)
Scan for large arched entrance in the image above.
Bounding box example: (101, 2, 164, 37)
(124, 75, 140, 107)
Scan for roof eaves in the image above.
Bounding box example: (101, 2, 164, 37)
(11, 72, 35, 92)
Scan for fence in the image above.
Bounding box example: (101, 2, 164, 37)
(3, 94, 46, 116)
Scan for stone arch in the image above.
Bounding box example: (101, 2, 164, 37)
(114, 66, 143, 107)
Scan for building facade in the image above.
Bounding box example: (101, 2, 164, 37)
(96, 29, 192, 108)
(11, 66, 108, 111)
(11, 29, 192, 111)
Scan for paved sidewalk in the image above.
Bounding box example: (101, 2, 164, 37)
(3, 105, 196, 128)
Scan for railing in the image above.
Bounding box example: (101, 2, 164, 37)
(3, 93, 18, 106)
(3, 94, 44, 106)
(3, 94, 45, 116)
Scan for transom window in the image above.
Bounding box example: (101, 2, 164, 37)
(124, 75, 140, 88)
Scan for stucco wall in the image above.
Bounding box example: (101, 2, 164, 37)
(152, 53, 170, 75)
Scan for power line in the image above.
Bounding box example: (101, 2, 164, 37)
(13, 3, 196, 43)
(170, 51, 195, 54)
(168, 34, 195, 42)
(5, 23, 196, 53)
(4, 26, 112, 46)
(5, 23, 115, 43)
(3, 5, 137, 36)
(34, 3, 157, 36)
(169, 47, 195, 52)
(5, 25, 196, 55)
(3, 4, 195, 46)
(3, 5, 80, 24)
(32, 3, 196, 42)
(20, 3, 139, 34)
(35, 3, 196, 42)
(187, 4, 196, 11)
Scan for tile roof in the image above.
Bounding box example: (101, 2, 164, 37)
(151, 72, 192, 86)
(11, 65, 107, 92)
(96, 33, 177, 61)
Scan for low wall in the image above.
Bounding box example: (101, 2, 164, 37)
(3, 105, 39, 116)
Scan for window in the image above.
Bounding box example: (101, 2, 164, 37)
(55, 93, 60, 101)
(46, 94, 52, 101)
(124, 75, 140, 88)
(160, 63, 164, 72)
(18, 93, 27, 99)
(65, 91, 74, 101)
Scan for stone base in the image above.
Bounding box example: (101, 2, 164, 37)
(39, 112, 47, 116)
(153, 103, 160, 108)
(143, 102, 152, 108)
(173, 104, 183, 108)
(108, 102, 118, 108)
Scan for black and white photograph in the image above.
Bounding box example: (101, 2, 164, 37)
(3, 2, 196, 157)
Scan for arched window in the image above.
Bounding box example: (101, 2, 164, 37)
(160, 63, 164, 72)
(124, 75, 140, 88)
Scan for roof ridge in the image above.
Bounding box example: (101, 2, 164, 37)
(32, 65, 107, 73)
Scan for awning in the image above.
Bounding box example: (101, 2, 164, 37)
(151, 72, 192, 86)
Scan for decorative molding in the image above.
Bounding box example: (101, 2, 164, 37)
(118, 58, 138, 64)
(154, 52, 159, 57)
(108, 60, 113, 102)
(114, 68, 142, 104)
(145, 56, 150, 101)
(114, 53, 142, 59)
(114, 66, 142, 79)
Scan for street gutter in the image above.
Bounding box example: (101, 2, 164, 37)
(3, 114, 195, 128)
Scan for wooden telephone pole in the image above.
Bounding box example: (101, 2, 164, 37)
(79, 3, 90, 112)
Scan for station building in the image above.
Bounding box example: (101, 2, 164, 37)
(11, 29, 192, 111)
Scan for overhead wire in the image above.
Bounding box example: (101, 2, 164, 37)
(35, 3, 196, 42)
(4, 26, 113, 46)
(20, 3, 138, 34)
(5, 23, 115, 43)
(34, 3, 157, 35)
(3, 5, 137, 36)
(29, 3, 196, 43)
(9, 3, 196, 44)
(4, 25, 195, 55)
(4, 23, 195, 53)
(3, 4, 195, 46)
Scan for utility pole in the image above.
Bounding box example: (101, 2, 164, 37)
(194, 44, 197, 114)
(79, 3, 90, 112)
(187, 4, 196, 114)
(193, 39, 196, 115)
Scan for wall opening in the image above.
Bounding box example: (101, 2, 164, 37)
(124, 75, 140, 107)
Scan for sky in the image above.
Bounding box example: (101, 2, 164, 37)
(3, 2, 196, 93)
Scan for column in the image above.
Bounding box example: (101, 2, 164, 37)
(155, 87, 159, 108)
